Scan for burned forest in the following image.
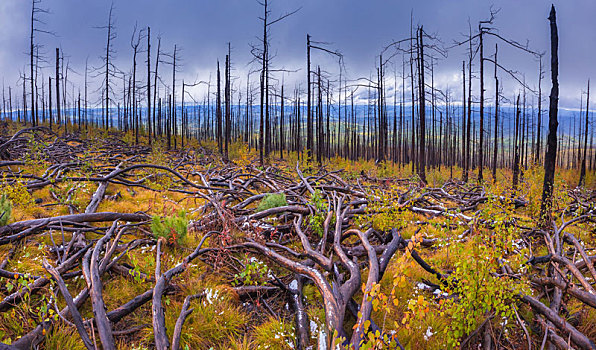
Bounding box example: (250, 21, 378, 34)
(0, 1, 595, 349)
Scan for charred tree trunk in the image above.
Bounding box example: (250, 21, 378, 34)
(172, 45, 178, 149)
(153, 38, 161, 140)
(30, 0, 36, 126)
(464, 29, 473, 182)
(317, 66, 323, 165)
(540, 5, 559, 224)
(258, 1, 268, 164)
(225, 44, 231, 159)
(478, 25, 485, 182)
(462, 61, 466, 174)
(280, 84, 285, 159)
(513, 95, 521, 190)
(104, 5, 114, 131)
(217, 61, 223, 155)
(410, 18, 416, 173)
(579, 80, 590, 187)
(306, 35, 313, 161)
(48, 77, 52, 130)
(55, 48, 60, 128)
(417, 27, 427, 183)
(147, 27, 152, 145)
(536, 57, 543, 163)
(492, 44, 499, 181)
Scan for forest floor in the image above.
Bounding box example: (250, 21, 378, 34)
(0, 121, 595, 350)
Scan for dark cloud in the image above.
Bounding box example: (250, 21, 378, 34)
(0, 0, 594, 108)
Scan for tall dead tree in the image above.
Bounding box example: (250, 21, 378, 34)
(492, 44, 499, 181)
(417, 26, 427, 183)
(48, 77, 52, 129)
(478, 22, 486, 182)
(306, 34, 312, 160)
(153, 37, 161, 138)
(30, 0, 39, 126)
(55, 48, 60, 128)
(253, 0, 299, 164)
(225, 44, 231, 159)
(28, 0, 51, 127)
(540, 5, 559, 224)
(217, 61, 223, 154)
(84, 58, 89, 129)
(172, 45, 178, 149)
(535, 56, 543, 163)
(579, 80, 590, 187)
(513, 94, 521, 190)
(101, 3, 116, 131)
(147, 27, 152, 145)
(464, 25, 473, 182)
(410, 13, 417, 174)
(130, 25, 143, 144)
(258, 0, 269, 164)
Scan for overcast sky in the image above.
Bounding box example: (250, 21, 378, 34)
(0, 0, 594, 109)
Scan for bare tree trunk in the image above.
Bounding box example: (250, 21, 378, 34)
(8, 87, 12, 123)
(462, 61, 466, 174)
(417, 27, 427, 183)
(153, 38, 161, 139)
(147, 27, 152, 145)
(48, 77, 52, 130)
(131, 28, 139, 144)
(579, 80, 590, 187)
(104, 5, 114, 131)
(217, 61, 223, 155)
(492, 44, 499, 181)
(225, 44, 231, 159)
(55, 48, 60, 128)
(317, 66, 323, 165)
(410, 17, 417, 174)
(280, 84, 285, 159)
(306, 34, 312, 160)
(536, 57, 543, 163)
(30, 1, 35, 126)
(540, 5, 559, 225)
(478, 25, 485, 182)
(172, 45, 177, 149)
(84, 59, 88, 129)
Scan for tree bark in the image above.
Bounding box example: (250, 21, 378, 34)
(540, 5, 559, 224)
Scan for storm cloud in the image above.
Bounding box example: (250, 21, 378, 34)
(0, 0, 594, 108)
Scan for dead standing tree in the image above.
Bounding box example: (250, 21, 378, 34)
(579, 80, 590, 187)
(97, 3, 117, 131)
(129, 25, 146, 145)
(147, 27, 152, 145)
(225, 45, 231, 159)
(251, 0, 300, 165)
(417, 26, 427, 183)
(306, 36, 342, 165)
(414, 26, 446, 183)
(540, 5, 559, 225)
(29, 0, 51, 127)
(452, 9, 541, 183)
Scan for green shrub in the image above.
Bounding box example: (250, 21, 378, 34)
(151, 211, 188, 245)
(233, 258, 269, 286)
(256, 193, 287, 212)
(308, 189, 327, 237)
(0, 195, 11, 226)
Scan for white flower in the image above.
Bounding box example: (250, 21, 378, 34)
(423, 326, 435, 340)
